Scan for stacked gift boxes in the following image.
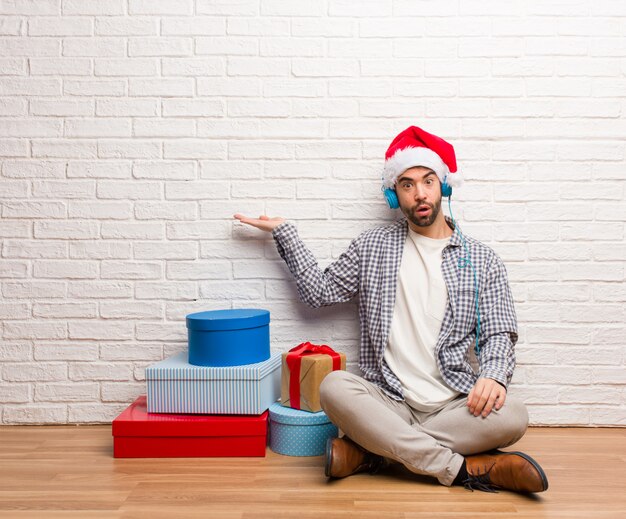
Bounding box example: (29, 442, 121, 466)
(113, 309, 280, 458)
(112, 309, 345, 459)
(269, 342, 346, 457)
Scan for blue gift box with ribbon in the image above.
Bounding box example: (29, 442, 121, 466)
(186, 308, 270, 367)
(268, 401, 338, 457)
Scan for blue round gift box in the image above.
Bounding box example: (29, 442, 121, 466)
(186, 308, 270, 367)
(268, 402, 338, 457)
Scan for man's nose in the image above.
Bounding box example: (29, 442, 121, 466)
(413, 185, 427, 200)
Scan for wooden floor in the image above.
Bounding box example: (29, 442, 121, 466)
(0, 426, 624, 518)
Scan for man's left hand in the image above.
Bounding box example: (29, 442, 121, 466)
(467, 377, 507, 418)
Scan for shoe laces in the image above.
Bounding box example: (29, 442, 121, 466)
(462, 462, 499, 493)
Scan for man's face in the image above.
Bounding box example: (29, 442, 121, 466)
(395, 166, 443, 228)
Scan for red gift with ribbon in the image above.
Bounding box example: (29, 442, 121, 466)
(281, 341, 346, 412)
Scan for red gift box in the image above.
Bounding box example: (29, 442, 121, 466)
(112, 395, 268, 458)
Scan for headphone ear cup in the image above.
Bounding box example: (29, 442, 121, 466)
(383, 188, 399, 209)
(441, 181, 452, 198)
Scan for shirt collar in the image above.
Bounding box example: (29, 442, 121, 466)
(444, 215, 464, 248)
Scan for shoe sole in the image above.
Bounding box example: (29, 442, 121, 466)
(507, 451, 549, 492)
(324, 437, 334, 478)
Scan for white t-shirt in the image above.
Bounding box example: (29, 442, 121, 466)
(383, 227, 461, 412)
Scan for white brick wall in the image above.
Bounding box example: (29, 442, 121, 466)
(1, 1, 625, 426)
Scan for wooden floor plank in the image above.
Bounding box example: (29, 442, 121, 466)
(0, 426, 624, 518)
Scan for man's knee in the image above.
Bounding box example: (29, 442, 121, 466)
(499, 395, 529, 445)
(319, 369, 352, 408)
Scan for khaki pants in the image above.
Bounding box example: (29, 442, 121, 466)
(319, 370, 529, 486)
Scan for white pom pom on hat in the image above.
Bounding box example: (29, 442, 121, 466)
(382, 126, 463, 190)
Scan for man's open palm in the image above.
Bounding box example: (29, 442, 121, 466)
(233, 213, 285, 233)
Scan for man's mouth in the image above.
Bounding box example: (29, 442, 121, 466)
(415, 205, 431, 216)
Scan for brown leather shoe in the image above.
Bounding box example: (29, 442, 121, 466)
(324, 436, 386, 478)
(463, 450, 548, 493)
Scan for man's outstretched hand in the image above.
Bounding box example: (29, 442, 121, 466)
(233, 213, 286, 233)
(467, 377, 507, 418)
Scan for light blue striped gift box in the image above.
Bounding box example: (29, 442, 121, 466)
(146, 352, 281, 415)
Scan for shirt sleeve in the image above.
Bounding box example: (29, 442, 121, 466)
(271, 221, 360, 308)
(476, 254, 518, 388)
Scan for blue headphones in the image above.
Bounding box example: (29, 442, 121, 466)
(381, 175, 482, 356)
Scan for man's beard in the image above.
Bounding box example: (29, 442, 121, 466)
(401, 198, 442, 227)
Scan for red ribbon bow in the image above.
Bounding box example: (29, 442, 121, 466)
(286, 341, 341, 410)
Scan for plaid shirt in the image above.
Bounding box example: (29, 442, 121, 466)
(271, 215, 518, 400)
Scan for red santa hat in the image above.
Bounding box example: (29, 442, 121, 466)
(382, 126, 463, 190)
